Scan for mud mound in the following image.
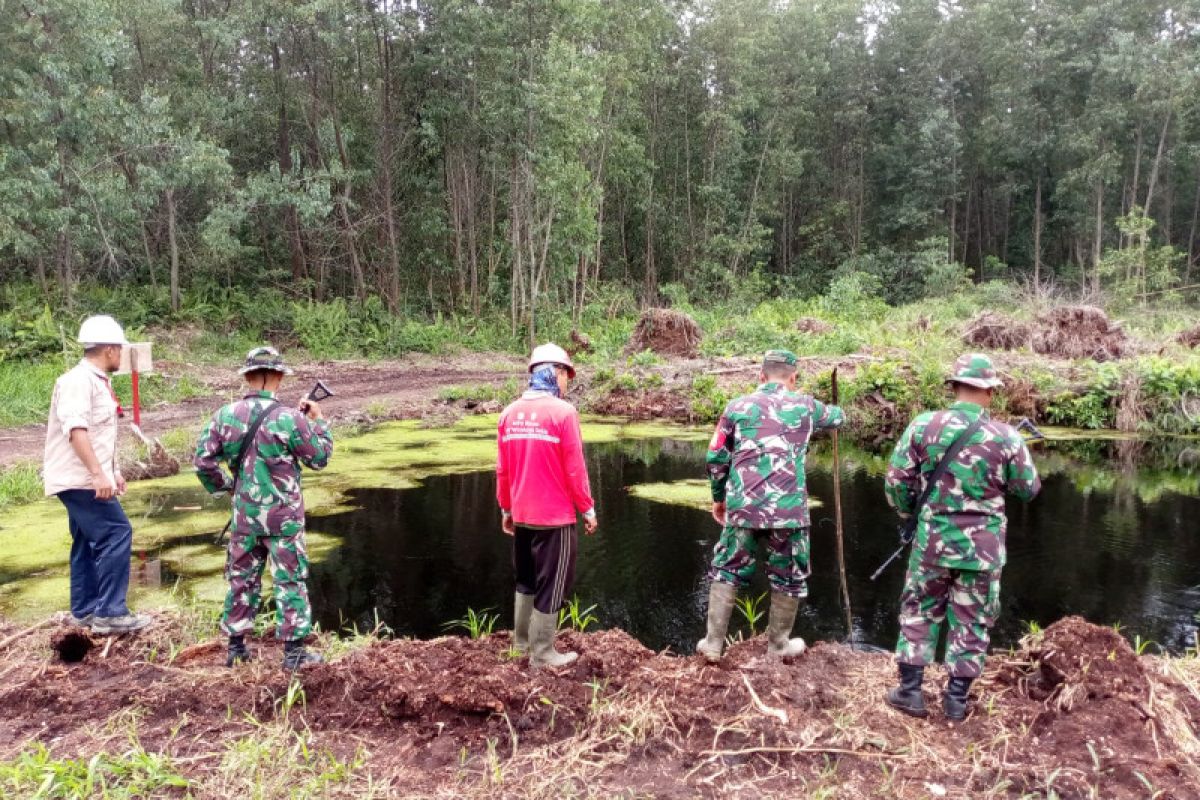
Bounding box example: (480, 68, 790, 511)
(1032, 305, 1127, 361)
(590, 387, 689, 420)
(1008, 616, 1147, 706)
(122, 452, 181, 480)
(963, 311, 1032, 350)
(794, 317, 832, 334)
(626, 308, 702, 358)
(568, 329, 593, 354)
(1177, 324, 1200, 348)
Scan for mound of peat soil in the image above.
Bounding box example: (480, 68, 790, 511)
(963, 305, 1128, 362)
(627, 308, 703, 358)
(0, 614, 1197, 798)
(1177, 324, 1200, 349)
(963, 311, 1033, 350)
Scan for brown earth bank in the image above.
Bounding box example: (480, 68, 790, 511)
(0, 354, 525, 469)
(1, 615, 1198, 798)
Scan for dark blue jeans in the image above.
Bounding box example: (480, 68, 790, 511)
(57, 489, 133, 619)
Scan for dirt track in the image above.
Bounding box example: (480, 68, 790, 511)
(0, 354, 524, 469)
(0, 615, 1196, 798)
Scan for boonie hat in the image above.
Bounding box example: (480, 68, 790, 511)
(947, 353, 1003, 389)
(239, 346, 294, 376)
(763, 349, 799, 367)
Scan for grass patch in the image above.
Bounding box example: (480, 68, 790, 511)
(0, 742, 189, 799)
(0, 360, 64, 427)
(0, 462, 42, 509)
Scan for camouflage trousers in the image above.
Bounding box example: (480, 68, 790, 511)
(895, 560, 1001, 678)
(709, 526, 810, 598)
(222, 529, 312, 641)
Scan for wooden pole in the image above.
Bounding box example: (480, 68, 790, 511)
(830, 368, 853, 640)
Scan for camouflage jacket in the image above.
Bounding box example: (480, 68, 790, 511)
(193, 391, 333, 537)
(706, 382, 845, 529)
(885, 401, 1040, 571)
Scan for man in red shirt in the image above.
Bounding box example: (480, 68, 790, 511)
(496, 343, 598, 668)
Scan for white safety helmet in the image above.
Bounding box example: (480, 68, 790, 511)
(77, 315, 129, 346)
(528, 343, 575, 379)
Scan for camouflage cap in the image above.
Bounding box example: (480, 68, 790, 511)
(239, 346, 294, 376)
(763, 349, 799, 368)
(947, 353, 1002, 389)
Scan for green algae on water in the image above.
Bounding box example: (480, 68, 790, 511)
(0, 415, 709, 620)
(627, 478, 822, 511)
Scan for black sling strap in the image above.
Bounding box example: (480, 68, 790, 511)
(213, 399, 280, 545)
(904, 411, 988, 540)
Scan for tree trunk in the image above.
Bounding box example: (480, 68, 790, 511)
(166, 188, 179, 312)
(1093, 181, 1104, 293)
(272, 38, 307, 285)
(1187, 164, 1200, 283)
(1033, 176, 1042, 284)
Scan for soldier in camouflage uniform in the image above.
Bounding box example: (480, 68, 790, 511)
(193, 347, 333, 670)
(697, 349, 845, 662)
(883, 353, 1040, 720)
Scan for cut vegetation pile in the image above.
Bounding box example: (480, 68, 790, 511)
(1, 614, 1197, 798)
(963, 305, 1128, 362)
(1177, 324, 1200, 349)
(1032, 305, 1128, 361)
(963, 311, 1033, 350)
(794, 317, 833, 334)
(626, 308, 702, 358)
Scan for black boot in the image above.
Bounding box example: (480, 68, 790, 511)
(282, 639, 323, 671)
(225, 636, 251, 667)
(884, 663, 929, 718)
(943, 676, 974, 721)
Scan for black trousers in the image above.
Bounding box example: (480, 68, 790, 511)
(513, 524, 577, 614)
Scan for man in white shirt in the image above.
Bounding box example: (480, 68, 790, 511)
(43, 315, 151, 635)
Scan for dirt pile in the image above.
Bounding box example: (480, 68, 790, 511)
(1177, 324, 1200, 349)
(626, 308, 702, 358)
(992, 616, 1197, 797)
(963, 311, 1033, 350)
(1032, 305, 1128, 361)
(1, 614, 1197, 798)
(795, 317, 832, 334)
(962, 305, 1128, 361)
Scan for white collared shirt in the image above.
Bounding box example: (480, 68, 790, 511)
(43, 359, 121, 495)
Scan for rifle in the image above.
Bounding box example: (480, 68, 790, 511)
(869, 413, 987, 581)
(214, 380, 335, 546)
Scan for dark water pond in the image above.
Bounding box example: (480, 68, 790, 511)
(306, 436, 1200, 655)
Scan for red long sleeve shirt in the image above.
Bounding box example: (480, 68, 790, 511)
(496, 392, 595, 527)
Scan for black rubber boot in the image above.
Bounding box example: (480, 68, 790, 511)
(884, 663, 929, 718)
(943, 676, 974, 721)
(225, 636, 251, 667)
(282, 639, 323, 671)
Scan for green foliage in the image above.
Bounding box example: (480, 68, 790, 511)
(689, 375, 730, 422)
(558, 595, 599, 632)
(0, 462, 42, 510)
(1046, 365, 1121, 430)
(442, 607, 498, 639)
(0, 743, 189, 799)
(733, 592, 767, 637)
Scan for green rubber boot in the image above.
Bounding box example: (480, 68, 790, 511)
(512, 592, 535, 655)
(766, 592, 807, 658)
(696, 582, 737, 662)
(529, 610, 578, 669)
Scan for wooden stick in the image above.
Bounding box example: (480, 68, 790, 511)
(0, 618, 53, 651)
(830, 368, 853, 640)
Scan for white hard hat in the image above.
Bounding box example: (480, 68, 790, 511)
(529, 343, 575, 378)
(77, 315, 128, 346)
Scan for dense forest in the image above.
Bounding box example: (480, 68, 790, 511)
(2, 0, 1198, 331)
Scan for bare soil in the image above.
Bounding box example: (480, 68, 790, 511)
(962, 305, 1129, 361)
(0, 614, 1197, 798)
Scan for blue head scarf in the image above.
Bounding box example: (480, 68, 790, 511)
(529, 364, 562, 397)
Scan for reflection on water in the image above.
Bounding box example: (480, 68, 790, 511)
(306, 435, 1200, 654)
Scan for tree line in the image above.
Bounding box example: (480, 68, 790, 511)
(2, 0, 1198, 332)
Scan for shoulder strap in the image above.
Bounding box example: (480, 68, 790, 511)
(911, 412, 988, 518)
(230, 400, 281, 493)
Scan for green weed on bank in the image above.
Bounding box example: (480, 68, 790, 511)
(0, 462, 42, 509)
(0, 743, 188, 799)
